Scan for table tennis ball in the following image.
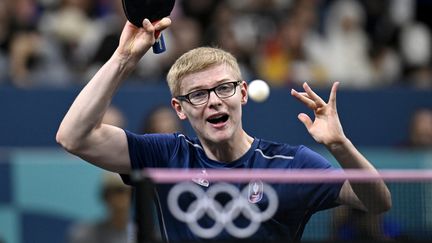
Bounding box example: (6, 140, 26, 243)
(248, 79, 270, 102)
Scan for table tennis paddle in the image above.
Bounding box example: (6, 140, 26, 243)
(122, 0, 175, 54)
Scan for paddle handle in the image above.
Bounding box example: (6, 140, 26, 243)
(152, 21, 166, 54)
(152, 32, 166, 54)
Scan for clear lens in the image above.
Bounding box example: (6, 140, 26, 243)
(215, 83, 235, 98)
(189, 90, 209, 105)
(183, 81, 239, 106)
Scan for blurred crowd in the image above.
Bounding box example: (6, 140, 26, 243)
(1, 0, 432, 89)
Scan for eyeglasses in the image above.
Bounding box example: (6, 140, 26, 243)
(176, 80, 242, 106)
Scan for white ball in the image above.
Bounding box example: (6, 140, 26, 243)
(248, 79, 270, 102)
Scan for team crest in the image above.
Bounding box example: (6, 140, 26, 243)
(192, 169, 209, 187)
(248, 180, 264, 203)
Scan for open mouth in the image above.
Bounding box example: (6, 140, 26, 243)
(207, 114, 229, 125)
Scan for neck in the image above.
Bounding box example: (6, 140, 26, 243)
(201, 130, 254, 162)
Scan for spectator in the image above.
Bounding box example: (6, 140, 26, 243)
(368, 43, 402, 87)
(255, 12, 312, 87)
(399, 22, 432, 88)
(37, 0, 99, 84)
(408, 108, 432, 148)
(139, 105, 183, 134)
(67, 106, 131, 243)
(205, 2, 257, 82)
(102, 105, 126, 128)
(68, 172, 132, 243)
(0, 0, 11, 83)
(73, 0, 128, 82)
(180, 0, 219, 31)
(319, 0, 373, 88)
(1, 0, 432, 88)
(7, 0, 73, 87)
(255, 0, 328, 87)
(9, 30, 73, 87)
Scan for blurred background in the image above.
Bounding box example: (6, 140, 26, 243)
(0, 0, 431, 242)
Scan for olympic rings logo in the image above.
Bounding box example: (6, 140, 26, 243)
(167, 182, 279, 238)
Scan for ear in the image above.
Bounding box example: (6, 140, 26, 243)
(171, 98, 188, 120)
(240, 81, 248, 105)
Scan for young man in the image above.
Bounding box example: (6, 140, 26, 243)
(57, 18, 391, 242)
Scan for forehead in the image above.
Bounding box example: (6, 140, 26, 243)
(180, 64, 237, 92)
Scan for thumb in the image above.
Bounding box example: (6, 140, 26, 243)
(298, 113, 313, 130)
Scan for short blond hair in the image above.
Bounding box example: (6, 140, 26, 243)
(167, 47, 242, 97)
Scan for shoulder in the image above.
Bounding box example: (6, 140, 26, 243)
(294, 145, 333, 169)
(255, 139, 332, 169)
(124, 130, 179, 141)
(124, 130, 203, 154)
(124, 131, 191, 146)
(255, 138, 302, 158)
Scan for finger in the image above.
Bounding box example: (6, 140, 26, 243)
(303, 82, 326, 107)
(297, 92, 311, 99)
(151, 17, 171, 39)
(141, 18, 160, 40)
(291, 89, 316, 110)
(142, 18, 154, 31)
(329, 81, 339, 106)
(154, 17, 172, 31)
(298, 113, 313, 130)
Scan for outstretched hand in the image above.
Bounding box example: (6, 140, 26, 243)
(291, 82, 346, 147)
(115, 18, 171, 64)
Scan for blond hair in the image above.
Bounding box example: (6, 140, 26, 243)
(167, 47, 242, 97)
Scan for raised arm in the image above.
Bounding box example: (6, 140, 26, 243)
(291, 82, 391, 213)
(56, 19, 171, 174)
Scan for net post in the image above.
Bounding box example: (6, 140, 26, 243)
(132, 170, 158, 243)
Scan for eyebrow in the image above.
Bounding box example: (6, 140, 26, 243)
(186, 78, 234, 93)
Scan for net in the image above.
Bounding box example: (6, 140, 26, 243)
(132, 169, 432, 243)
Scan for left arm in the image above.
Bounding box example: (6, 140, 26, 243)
(291, 82, 391, 213)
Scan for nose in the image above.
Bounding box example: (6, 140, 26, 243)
(207, 90, 222, 106)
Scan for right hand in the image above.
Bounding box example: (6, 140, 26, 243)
(291, 82, 346, 148)
(115, 17, 171, 64)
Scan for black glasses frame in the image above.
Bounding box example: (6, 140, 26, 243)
(176, 80, 242, 106)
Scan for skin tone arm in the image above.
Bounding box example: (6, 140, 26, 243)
(291, 82, 392, 214)
(56, 19, 171, 174)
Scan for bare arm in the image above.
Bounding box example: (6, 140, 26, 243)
(291, 82, 391, 213)
(329, 139, 391, 213)
(56, 19, 171, 174)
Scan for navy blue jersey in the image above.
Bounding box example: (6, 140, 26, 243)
(124, 131, 342, 242)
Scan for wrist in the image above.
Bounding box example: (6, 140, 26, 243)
(111, 50, 138, 74)
(325, 136, 351, 153)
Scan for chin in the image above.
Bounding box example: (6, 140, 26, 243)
(205, 130, 233, 144)
(199, 120, 238, 143)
